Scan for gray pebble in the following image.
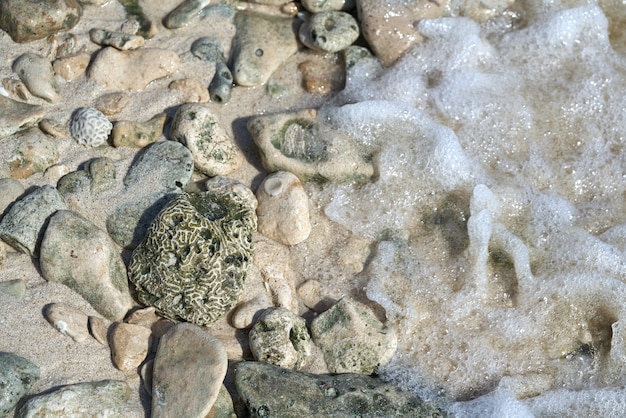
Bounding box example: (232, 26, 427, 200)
(0, 352, 40, 416)
(0, 185, 66, 257)
(299, 11, 359, 53)
(191, 37, 233, 103)
(12, 53, 60, 102)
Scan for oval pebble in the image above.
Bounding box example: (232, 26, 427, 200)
(44, 303, 90, 343)
(299, 11, 359, 53)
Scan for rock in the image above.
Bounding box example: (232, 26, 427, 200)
(109, 322, 153, 371)
(152, 323, 228, 418)
(298, 56, 345, 95)
(231, 12, 300, 86)
(106, 140, 194, 249)
(38, 118, 69, 138)
(89, 28, 145, 50)
(169, 78, 210, 103)
(126, 306, 161, 329)
(311, 297, 397, 374)
(191, 37, 233, 103)
(140, 358, 154, 394)
(16, 380, 131, 417)
(0, 127, 59, 179)
(43, 164, 70, 183)
(88, 315, 110, 344)
(52, 53, 90, 81)
(253, 236, 298, 312)
(44, 303, 90, 343)
(209, 385, 236, 418)
(88, 47, 179, 91)
(357, 0, 447, 66)
(230, 295, 272, 329)
(0, 352, 40, 416)
(169, 103, 243, 176)
(95, 92, 131, 116)
(39, 210, 134, 321)
(0, 279, 26, 300)
(299, 11, 359, 53)
(297, 279, 335, 312)
(2, 77, 30, 101)
(117, 0, 157, 39)
(247, 108, 373, 183)
(112, 113, 166, 148)
(163, 0, 213, 29)
(0, 96, 44, 139)
(236, 362, 446, 417)
(256, 171, 311, 246)
(70, 107, 112, 148)
(128, 188, 257, 325)
(0, 185, 66, 257)
(249, 307, 315, 370)
(13, 53, 60, 102)
(302, 0, 355, 12)
(86, 157, 117, 194)
(0, 0, 82, 43)
(0, 178, 25, 215)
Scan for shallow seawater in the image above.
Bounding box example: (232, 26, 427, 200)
(308, 2, 626, 415)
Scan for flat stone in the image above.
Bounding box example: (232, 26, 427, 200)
(44, 303, 90, 343)
(0, 127, 59, 179)
(249, 307, 315, 370)
(39, 210, 134, 321)
(111, 113, 166, 148)
(152, 323, 228, 418)
(0, 352, 40, 416)
(88, 47, 179, 91)
(16, 380, 131, 418)
(0, 185, 66, 257)
(169, 103, 243, 176)
(89, 28, 145, 50)
(0, 95, 44, 139)
(231, 12, 300, 86)
(299, 11, 359, 53)
(95, 92, 131, 116)
(0, 279, 26, 300)
(0, 0, 82, 43)
(109, 322, 153, 372)
(13, 53, 60, 102)
(247, 108, 373, 183)
(128, 188, 257, 325)
(256, 171, 311, 246)
(311, 297, 397, 374)
(52, 53, 91, 81)
(235, 362, 446, 417)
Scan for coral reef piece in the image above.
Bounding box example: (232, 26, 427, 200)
(69, 107, 112, 148)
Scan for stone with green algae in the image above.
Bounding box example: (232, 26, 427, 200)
(128, 187, 257, 325)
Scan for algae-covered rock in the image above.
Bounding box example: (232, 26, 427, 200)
(128, 187, 257, 325)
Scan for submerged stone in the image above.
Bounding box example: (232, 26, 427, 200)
(128, 188, 257, 325)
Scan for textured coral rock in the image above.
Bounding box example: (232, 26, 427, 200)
(70, 107, 112, 148)
(128, 189, 257, 325)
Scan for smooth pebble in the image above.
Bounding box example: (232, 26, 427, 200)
(12, 53, 60, 102)
(95, 92, 131, 116)
(169, 78, 209, 103)
(52, 53, 90, 81)
(109, 322, 153, 372)
(44, 303, 90, 343)
(88, 315, 110, 345)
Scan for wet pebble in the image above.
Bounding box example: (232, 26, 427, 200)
(0, 0, 82, 43)
(112, 113, 166, 148)
(39, 210, 134, 321)
(0, 352, 40, 416)
(169, 78, 209, 103)
(169, 103, 242, 176)
(0, 279, 25, 300)
(152, 323, 228, 418)
(296, 279, 335, 312)
(163, 0, 213, 29)
(95, 92, 131, 116)
(299, 11, 359, 53)
(191, 37, 233, 103)
(298, 55, 345, 95)
(16, 380, 131, 417)
(52, 53, 91, 81)
(256, 171, 311, 246)
(44, 303, 90, 343)
(0, 185, 66, 257)
(0, 96, 44, 139)
(109, 322, 153, 371)
(12, 53, 60, 102)
(88, 47, 179, 91)
(89, 28, 145, 50)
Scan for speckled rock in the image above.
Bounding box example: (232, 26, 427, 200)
(0, 127, 59, 179)
(128, 188, 256, 325)
(231, 12, 300, 86)
(249, 307, 315, 370)
(39, 210, 134, 321)
(106, 140, 194, 249)
(44, 303, 90, 343)
(235, 362, 446, 417)
(248, 108, 373, 183)
(302, 0, 355, 12)
(0, 352, 40, 417)
(109, 322, 153, 371)
(88, 47, 179, 91)
(163, 0, 213, 29)
(13, 53, 60, 102)
(112, 113, 166, 148)
(52, 53, 90, 81)
(299, 11, 359, 53)
(57, 156, 117, 196)
(0, 178, 25, 215)
(0, 279, 26, 300)
(311, 297, 397, 374)
(169, 78, 210, 103)
(152, 323, 228, 418)
(0, 96, 44, 139)
(256, 171, 311, 246)
(16, 380, 131, 418)
(95, 92, 131, 116)
(89, 28, 145, 50)
(0, 0, 82, 43)
(0, 185, 66, 257)
(169, 103, 243, 176)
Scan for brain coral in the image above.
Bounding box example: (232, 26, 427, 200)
(70, 107, 112, 147)
(128, 189, 257, 325)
